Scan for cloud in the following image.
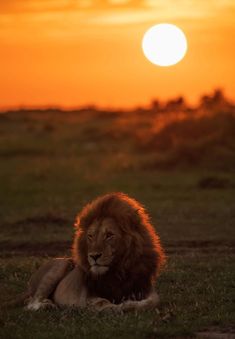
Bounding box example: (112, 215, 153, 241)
(0, 0, 234, 27)
(0, 0, 146, 14)
(0, 0, 234, 15)
(0, 1, 69, 14)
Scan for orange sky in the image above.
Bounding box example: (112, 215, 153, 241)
(0, 0, 235, 109)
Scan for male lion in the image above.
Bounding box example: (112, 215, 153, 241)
(8, 192, 165, 312)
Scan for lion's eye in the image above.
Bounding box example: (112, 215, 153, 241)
(106, 232, 114, 239)
(87, 234, 93, 240)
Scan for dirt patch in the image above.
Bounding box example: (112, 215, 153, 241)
(0, 240, 234, 257)
(197, 176, 232, 189)
(197, 333, 235, 339)
(0, 241, 71, 257)
(165, 240, 235, 247)
(164, 240, 235, 255)
(196, 326, 235, 338)
(3, 214, 70, 229)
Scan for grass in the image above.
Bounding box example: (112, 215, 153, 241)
(0, 255, 234, 338)
(0, 109, 235, 338)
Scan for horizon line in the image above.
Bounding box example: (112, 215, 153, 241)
(1, 88, 234, 113)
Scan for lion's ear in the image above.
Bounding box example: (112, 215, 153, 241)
(129, 209, 143, 229)
(120, 213, 140, 233)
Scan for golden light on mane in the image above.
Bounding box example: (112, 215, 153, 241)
(73, 192, 165, 303)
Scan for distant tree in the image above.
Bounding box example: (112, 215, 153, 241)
(199, 88, 230, 112)
(200, 95, 211, 107)
(150, 99, 160, 112)
(212, 89, 225, 104)
(164, 96, 186, 112)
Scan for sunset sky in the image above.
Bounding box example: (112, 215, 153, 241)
(0, 0, 235, 109)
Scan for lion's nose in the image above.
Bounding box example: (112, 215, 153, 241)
(89, 253, 102, 262)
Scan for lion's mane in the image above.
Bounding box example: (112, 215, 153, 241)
(72, 192, 165, 304)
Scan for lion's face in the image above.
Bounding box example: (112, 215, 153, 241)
(86, 218, 122, 275)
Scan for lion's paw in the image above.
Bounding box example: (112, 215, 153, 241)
(26, 298, 57, 311)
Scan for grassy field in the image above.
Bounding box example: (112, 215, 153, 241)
(0, 108, 235, 338)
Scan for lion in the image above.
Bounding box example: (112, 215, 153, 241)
(4, 192, 165, 312)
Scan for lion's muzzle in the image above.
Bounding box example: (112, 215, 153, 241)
(88, 252, 111, 275)
(89, 252, 102, 264)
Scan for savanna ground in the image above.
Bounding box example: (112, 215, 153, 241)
(0, 96, 235, 338)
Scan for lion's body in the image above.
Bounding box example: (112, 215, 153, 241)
(53, 265, 87, 307)
(8, 193, 165, 312)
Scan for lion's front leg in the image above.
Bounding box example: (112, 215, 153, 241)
(26, 258, 73, 311)
(120, 291, 159, 312)
(87, 291, 159, 313)
(87, 297, 121, 312)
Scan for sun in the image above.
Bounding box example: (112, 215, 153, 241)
(142, 23, 188, 67)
